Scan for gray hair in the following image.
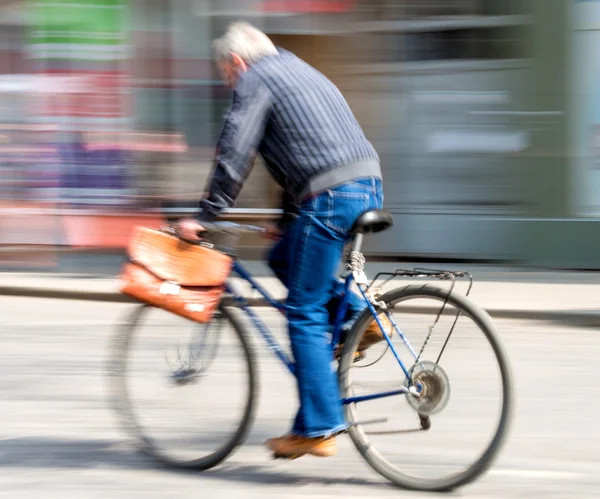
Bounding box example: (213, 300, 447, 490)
(212, 22, 278, 64)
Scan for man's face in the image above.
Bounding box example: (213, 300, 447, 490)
(217, 53, 247, 89)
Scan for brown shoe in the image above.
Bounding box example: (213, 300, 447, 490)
(334, 315, 393, 360)
(358, 315, 392, 352)
(266, 434, 337, 459)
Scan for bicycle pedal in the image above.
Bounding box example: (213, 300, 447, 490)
(354, 351, 366, 363)
(334, 350, 365, 363)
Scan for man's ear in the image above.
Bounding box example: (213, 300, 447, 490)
(231, 53, 248, 72)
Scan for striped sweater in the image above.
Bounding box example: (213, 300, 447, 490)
(198, 48, 380, 222)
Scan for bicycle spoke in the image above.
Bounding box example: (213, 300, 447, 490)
(111, 305, 256, 469)
(341, 285, 513, 491)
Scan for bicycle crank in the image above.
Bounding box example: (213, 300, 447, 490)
(346, 414, 431, 435)
(361, 414, 431, 435)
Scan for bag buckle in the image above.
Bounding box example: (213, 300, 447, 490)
(159, 281, 181, 295)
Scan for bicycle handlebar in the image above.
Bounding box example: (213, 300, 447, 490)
(161, 221, 266, 249)
(198, 221, 266, 234)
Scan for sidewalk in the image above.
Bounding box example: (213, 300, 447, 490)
(1, 261, 599, 324)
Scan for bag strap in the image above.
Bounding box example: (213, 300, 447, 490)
(126, 259, 227, 289)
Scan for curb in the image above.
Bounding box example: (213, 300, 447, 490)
(0, 285, 135, 303)
(1, 285, 599, 325)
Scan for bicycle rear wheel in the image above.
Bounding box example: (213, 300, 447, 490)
(339, 285, 513, 491)
(109, 304, 256, 470)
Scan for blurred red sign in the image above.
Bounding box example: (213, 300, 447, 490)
(33, 71, 131, 124)
(260, 0, 356, 13)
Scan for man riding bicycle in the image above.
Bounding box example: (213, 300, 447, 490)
(177, 21, 390, 459)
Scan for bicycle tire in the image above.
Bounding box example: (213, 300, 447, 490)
(108, 303, 257, 470)
(339, 284, 514, 491)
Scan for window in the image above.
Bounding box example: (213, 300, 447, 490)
(351, 0, 530, 63)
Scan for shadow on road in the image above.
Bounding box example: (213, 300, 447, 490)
(205, 463, 390, 489)
(0, 437, 154, 470)
(0, 437, 397, 491)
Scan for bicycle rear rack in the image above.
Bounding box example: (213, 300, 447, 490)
(367, 267, 474, 299)
(365, 268, 476, 376)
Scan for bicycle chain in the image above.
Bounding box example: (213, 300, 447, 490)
(409, 323, 436, 377)
(349, 300, 446, 436)
(350, 301, 451, 434)
(353, 380, 403, 390)
(365, 426, 426, 435)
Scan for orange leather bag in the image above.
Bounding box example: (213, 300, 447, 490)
(118, 226, 234, 323)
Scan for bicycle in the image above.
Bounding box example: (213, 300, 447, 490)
(109, 209, 514, 492)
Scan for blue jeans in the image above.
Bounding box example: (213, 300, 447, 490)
(267, 176, 384, 437)
(268, 230, 365, 334)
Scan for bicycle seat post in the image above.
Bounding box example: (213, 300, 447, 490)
(351, 233, 364, 255)
(346, 233, 366, 278)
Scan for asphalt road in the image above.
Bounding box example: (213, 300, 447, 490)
(1, 296, 599, 498)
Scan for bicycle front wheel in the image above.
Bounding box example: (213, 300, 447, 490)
(109, 304, 257, 470)
(339, 285, 514, 491)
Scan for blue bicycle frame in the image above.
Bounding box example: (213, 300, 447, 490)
(225, 260, 422, 406)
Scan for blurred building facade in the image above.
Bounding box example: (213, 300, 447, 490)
(1, 0, 599, 268)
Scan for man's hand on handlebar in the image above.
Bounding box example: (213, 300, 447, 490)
(175, 218, 206, 242)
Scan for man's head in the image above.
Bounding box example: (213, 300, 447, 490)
(212, 22, 278, 88)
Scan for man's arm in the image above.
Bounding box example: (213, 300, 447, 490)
(198, 72, 272, 221)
